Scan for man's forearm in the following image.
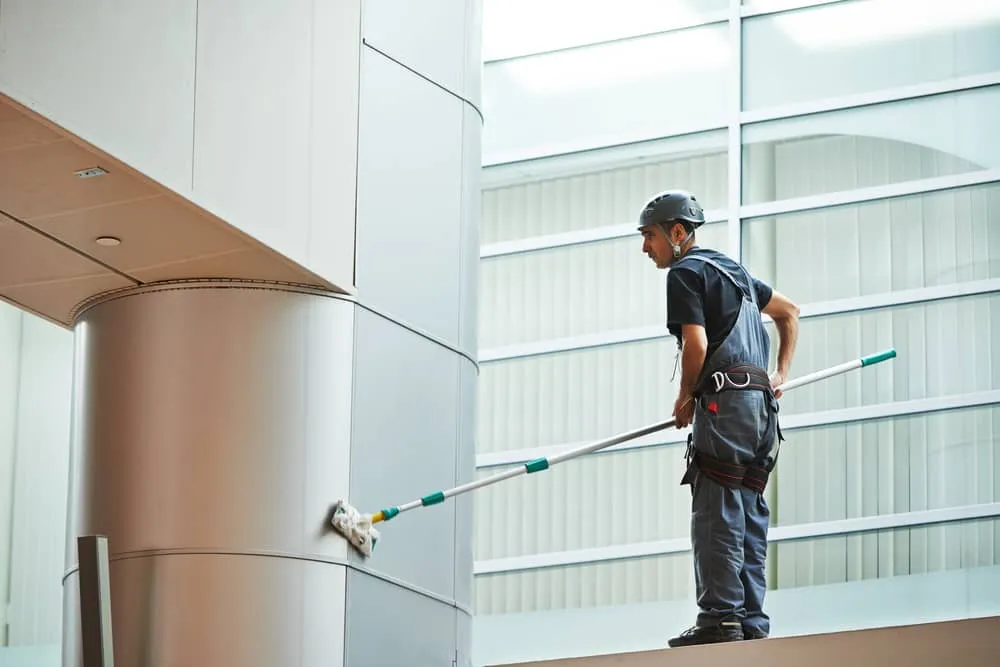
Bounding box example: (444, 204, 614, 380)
(773, 315, 799, 376)
(679, 337, 707, 398)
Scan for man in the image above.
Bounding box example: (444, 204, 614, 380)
(637, 190, 800, 647)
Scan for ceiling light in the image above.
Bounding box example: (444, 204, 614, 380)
(75, 167, 108, 179)
(95, 236, 121, 247)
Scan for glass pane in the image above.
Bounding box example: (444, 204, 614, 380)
(742, 183, 1000, 304)
(742, 0, 1000, 110)
(760, 292, 1000, 417)
(479, 223, 729, 349)
(475, 404, 1000, 561)
(741, 86, 1000, 204)
(478, 292, 1000, 452)
(475, 445, 692, 559)
(482, 131, 727, 244)
(475, 550, 693, 614)
(483, 0, 728, 60)
(482, 23, 731, 164)
(478, 338, 681, 454)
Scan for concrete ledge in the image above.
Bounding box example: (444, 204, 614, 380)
(488, 616, 1000, 667)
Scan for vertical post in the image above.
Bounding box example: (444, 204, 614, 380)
(77, 535, 115, 667)
(727, 0, 744, 261)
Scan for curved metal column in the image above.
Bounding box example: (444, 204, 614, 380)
(60, 281, 476, 667)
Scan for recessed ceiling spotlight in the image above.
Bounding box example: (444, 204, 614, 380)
(95, 236, 121, 247)
(75, 167, 108, 179)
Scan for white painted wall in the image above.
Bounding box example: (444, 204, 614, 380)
(0, 302, 74, 646)
(0, 0, 363, 293)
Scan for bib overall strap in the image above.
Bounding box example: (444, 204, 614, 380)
(678, 254, 758, 307)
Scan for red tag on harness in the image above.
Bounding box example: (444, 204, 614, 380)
(707, 402, 719, 414)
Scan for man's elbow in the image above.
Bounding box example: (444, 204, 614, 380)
(765, 292, 800, 323)
(779, 302, 800, 322)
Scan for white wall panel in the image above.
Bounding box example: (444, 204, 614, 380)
(0, 0, 197, 195)
(191, 0, 361, 292)
(192, 0, 310, 282)
(482, 146, 727, 244)
(354, 48, 464, 345)
(5, 313, 73, 645)
(363, 0, 473, 99)
(306, 0, 363, 290)
(460, 106, 483, 356)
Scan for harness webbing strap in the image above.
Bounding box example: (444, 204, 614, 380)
(694, 363, 772, 398)
(688, 450, 772, 494)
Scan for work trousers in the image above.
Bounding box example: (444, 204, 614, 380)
(689, 388, 776, 636)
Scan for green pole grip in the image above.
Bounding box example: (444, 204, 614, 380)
(421, 491, 445, 506)
(860, 348, 897, 367)
(524, 457, 550, 473)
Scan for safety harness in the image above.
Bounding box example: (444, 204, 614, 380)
(682, 364, 784, 494)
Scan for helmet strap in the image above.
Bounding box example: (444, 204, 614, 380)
(670, 230, 694, 259)
(660, 224, 694, 258)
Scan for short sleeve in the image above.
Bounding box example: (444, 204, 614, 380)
(752, 277, 773, 309)
(667, 267, 706, 335)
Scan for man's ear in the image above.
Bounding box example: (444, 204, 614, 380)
(669, 222, 685, 244)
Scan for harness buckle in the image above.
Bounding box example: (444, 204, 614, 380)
(710, 370, 752, 393)
(711, 371, 725, 393)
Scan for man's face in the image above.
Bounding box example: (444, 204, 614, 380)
(640, 222, 680, 269)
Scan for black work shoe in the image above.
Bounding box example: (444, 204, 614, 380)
(743, 629, 769, 640)
(667, 620, 743, 648)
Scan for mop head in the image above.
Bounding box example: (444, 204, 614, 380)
(329, 500, 380, 558)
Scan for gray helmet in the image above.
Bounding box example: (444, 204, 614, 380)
(637, 190, 705, 231)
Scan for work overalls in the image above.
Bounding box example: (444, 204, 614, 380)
(675, 254, 781, 637)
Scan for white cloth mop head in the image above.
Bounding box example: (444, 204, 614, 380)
(330, 500, 380, 558)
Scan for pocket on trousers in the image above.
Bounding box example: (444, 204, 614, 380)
(694, 390, 768, 459)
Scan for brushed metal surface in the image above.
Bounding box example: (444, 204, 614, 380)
(348, 306, 459, 599)
(65, 284, 354, 562)
(63, 553, 347, 667)
(62, 283, 355, 667)
(345, 569, 457, 667)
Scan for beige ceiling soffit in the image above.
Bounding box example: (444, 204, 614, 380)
(0, 93, 342, 293)
(0, 207, 140, 284)
(0, 294, 68, 329)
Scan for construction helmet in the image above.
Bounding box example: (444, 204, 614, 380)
(637, 190, 705, 232)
